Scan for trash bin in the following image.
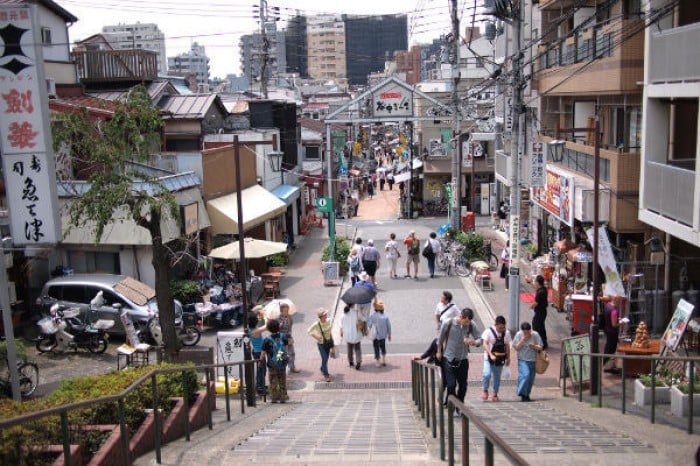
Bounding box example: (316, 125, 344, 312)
(461, 211, 475, 232)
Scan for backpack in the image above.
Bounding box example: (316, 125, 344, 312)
(422, 240, 434, 258)
(409, 239, 420, 255)
(350, 255, 361, 273)
(489, 328, 507, 366)
(266, 333, 288, 369)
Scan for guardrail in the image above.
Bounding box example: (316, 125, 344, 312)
(563, 351, 698, 434)
(411, 359, 528, 466)
(0, 359, 259, 465)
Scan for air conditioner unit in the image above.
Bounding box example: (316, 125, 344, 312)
(46, 78, 56, 98)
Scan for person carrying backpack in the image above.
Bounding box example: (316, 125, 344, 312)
(481, 315, 512, 401)
(403, 230, 421, 279)
(261, 318, 290, 403)
(347, 248, 363, 286)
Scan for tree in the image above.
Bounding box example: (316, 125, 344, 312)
(52, 85, 182, 358)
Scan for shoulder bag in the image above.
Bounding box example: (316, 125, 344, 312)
(318, 321, 335, 351)
(535, 350, 550, 374)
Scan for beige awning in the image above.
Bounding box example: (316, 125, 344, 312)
(207, 185, 286, 235)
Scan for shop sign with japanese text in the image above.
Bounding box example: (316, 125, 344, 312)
(530, 168, 574, 227)
(529, 141, 545, 187)
(0, 4, 60, 245)
(371, 82, 413, 118)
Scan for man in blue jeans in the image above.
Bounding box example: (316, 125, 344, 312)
(481, 315, 511, 401)
(436, 308, 482, 413)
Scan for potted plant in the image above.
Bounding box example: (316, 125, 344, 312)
(321, 238, 350, 276)
(634, 373, 671, 406)
(670, 375, 700, 417)
(525, 243, 538, 261)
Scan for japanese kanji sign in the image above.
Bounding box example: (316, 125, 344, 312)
(371, 81, 413, 118)
(0, 4, 60, 245)
(530, 141, 545, 187)
(216, 331, 245, 378)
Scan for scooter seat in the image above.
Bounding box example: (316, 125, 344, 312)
(93, 319, 115, 330)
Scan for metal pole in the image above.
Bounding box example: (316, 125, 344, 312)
(259, 0, 269, 99)
(450, 0, 462, 229)
(0, 246, 20, 401)
(590, 118, 601, 396)
(234, 136, 256, 407)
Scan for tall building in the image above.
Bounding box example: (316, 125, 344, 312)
(101, 22, 167, 74)
(343, 14, 408, 86)
(285, 15, 308, 78)
(168, 43, 210, 92)
(239, 22, 286, 90)
(306, 15, 347, 85)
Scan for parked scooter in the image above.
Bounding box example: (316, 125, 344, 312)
(36, 292, 114, 354)
(135, 308, 201, 347)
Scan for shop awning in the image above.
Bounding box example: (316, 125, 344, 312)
(270, 184, 300, 206)
(207, 185, 286, 235)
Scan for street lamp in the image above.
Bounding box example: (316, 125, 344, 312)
(267, 150, 283, 174)
(548, 139, 566, 162)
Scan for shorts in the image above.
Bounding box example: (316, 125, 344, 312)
(363, 261, 377, 276)
(406, 253, 420, 264)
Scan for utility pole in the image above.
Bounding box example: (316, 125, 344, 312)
(507, 0, 524, 336)
(449, 0, 462, 229)
(258, 0, 269, 98)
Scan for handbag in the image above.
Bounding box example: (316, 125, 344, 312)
(421, 241, 434, 258)
(318, 321, 335, 350)
(499, 262, 508, 279)
(535, 350, 550, 374)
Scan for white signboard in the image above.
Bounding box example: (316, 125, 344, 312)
(585, 225, 625, 296)
(217, 331, 245, 378)
(0, 5, 60, 245)
(530, 141, 545, 187)
(462, 140, 472, 168)
(509, 215, 520, 260)
(371, 82, 413, 118)
(504, 95, 514, 134)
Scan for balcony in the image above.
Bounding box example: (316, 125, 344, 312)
(648, 22, 700, 83)
(72, 49, 158, 86)
(643, 161, 695, 226)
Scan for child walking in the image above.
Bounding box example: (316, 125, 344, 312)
(367, 300, 392, 367)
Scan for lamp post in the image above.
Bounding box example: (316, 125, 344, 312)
(548, 117, 602, 396)
(267, 150, 283, 182)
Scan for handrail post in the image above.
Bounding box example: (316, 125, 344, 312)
(412, 361, 418, 404)
(597, 353, 603, 407)
(651, 359, 657, 424)
(239, 363, 245, 414)
(578, 354, 583, 402)
(424, 366, 430, 427)
(182, 370, 191, 441)
(224, 365, 232, 421)
(60, 411, 71, 466)
(205, 368, 213, 430)
(151, 373, 161, 464)
(118, 398, 131, 465)
(430, 368, 437, 438)
(621, 357, 626, 414)
(418, 364, 425, 418)
(439, 383, 446, 461)
(484, 435, 494, 466)
(447, 400, 454, 466)
(689, 360, 695, 435)
(462, 415, 469, 466)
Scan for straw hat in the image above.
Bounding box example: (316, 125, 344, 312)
(317, 308, 329, 317)
(374, 300, 385, 311)
(358, 271, 370, 281)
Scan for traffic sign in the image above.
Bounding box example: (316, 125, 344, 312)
(316, 197, 333, 213)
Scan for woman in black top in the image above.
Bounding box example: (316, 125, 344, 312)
(530, 275, 548, 350)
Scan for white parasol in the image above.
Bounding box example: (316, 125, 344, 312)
(208, 237, 287, 260)
(263, 299, 297, 319)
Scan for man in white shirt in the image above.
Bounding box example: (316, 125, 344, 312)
(434, 290, 458, 330)
(481, 315, 512, 402)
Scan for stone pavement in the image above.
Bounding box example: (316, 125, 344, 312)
(133, 189, 699, 465)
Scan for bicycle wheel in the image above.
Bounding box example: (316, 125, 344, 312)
(88, 336, 108, 354)
(487, 253, 499, 271)
(18, 362, 38, 398)
(436, 252, 448, 271)
(180, 326, 201, 346)
(454, 256, 470, 277)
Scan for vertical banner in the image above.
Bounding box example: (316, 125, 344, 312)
(0, 4, 60, 245)
(509, 214, 520, 261)
(461, 139, 472, 168)
(585, 225, 625, 296)
(530, 141, 545, 187)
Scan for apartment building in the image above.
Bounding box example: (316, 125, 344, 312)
(239, 22, 287, 90)
(639, 1, 700, 285)
(306, 15, 347, 85)
(168, 42, 210, 92)
(101, 22, 167, 75)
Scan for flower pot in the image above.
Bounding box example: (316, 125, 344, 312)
(670, 385, 700, 417)
(634, 379, 670, 406)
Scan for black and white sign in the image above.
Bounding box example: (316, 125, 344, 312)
(530, 142, 545, 187)
(217, 331, 245, 378)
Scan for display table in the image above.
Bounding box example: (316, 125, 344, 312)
(616, 339, 661, 376)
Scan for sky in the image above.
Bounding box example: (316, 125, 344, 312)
(56, 0, 482, 79)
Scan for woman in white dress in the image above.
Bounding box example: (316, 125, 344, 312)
(384, 232, 401, 278)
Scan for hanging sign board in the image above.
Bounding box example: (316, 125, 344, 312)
(585, 225, 625, 296)
(371, 82, 413, 118)
(562, 335, 591, 384)
(530, 141, 545, 187)
(530, 168, 574, 226)
(217, 331, 245, 378)
(316, 197, 333, 213)
(662, 298, 694, 352)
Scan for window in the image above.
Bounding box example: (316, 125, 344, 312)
(40, 27, 52, 45)
(61, 286, 88, 304)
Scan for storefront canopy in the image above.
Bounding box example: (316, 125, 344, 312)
(207, 185, 286, 235)
(270, 184, 300, 206)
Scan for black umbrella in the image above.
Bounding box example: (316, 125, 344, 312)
(341, 285, 376, 305)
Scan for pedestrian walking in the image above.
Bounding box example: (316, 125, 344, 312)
(248, 307, 267, 397)
(384, 232, 401, 278)
(379, 170, 386, 191)
(260, 318, 289, 403)
(434, 290, 458, 331)
(512, 322, 543, 402)
(307, 308, 334, 383)
(361, 239, 381, 286)
(403, 230, 421, 279)
(424, 232, 441, 278)
(602, 295, 621, 371)
(436, 308, 482, 412)
(530, 275, 549, 350)
(278, 303, 300, 373)
(497, 201, 508, 231)
(368, 182, 375, 199)
(340, 305, 363, 370)
(387, 171, 395, 190)
(500, 240, 510, 289)
(347, 248, 362, 286)
(354, 271, 375, 324)
(481, 315, 511, 402)
(367, 300, 392, 367)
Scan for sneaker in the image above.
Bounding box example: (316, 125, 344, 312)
(481, 391, 488, 401)
(492, 394, 499, 402)
(349, 362, 355, 368)
(375, 360, 381, 367)
(290, 368, 301, 373)
(355, 363, 361, 370)
(324, 376, 331, 383)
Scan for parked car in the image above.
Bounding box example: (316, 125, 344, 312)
(35, 274, 183, 336)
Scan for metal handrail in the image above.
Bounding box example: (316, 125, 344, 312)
(0, 359, 260, 465)
(411, 359, 527, 465)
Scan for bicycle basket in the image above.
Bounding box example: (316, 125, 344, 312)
(37, 317, 58, 334)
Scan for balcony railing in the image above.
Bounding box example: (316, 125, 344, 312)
(72, 49, 158, 84)
(648, 21, 700, 83)
(644, 161, 695, 226)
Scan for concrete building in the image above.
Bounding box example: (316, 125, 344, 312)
(307, 14, 347, 86)
(168, 42, 210, 92)
(101, 22, 167, 75)
(239, 22, 286, 93)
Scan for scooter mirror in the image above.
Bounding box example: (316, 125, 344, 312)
(49, 303, 60, 316)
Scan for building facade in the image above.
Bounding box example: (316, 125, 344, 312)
(306, 15, 347, 85)
(101, 22, 167, 75)
(168, 42, 210, 92)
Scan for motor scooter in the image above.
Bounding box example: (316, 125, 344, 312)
(135, 308, 201, 347)
(36, 292, 114, 354)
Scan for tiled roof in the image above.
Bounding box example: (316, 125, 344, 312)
(48, 96, 117, 117)
(300, 117, 347, 133)
(159, 94, 227, 119)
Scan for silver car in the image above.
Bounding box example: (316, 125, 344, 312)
(35, 274, 183, 335)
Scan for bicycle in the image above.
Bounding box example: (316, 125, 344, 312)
(423, 199, 449, 217)
(1, 358, 39, 398)
(439, 244, 470, 277)
(481, 240, 499, 271)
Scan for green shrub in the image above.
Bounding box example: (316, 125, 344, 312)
(267, 252, 289, 267)
(170, 279, 202, 304)
(0, 340, 28, 366)
(0, 363, 201, 464)
(454, 231, 486, 261)
(639, 374, 666, 387)
(677, 375, 700, 394)
(322, 237, 350, 274)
